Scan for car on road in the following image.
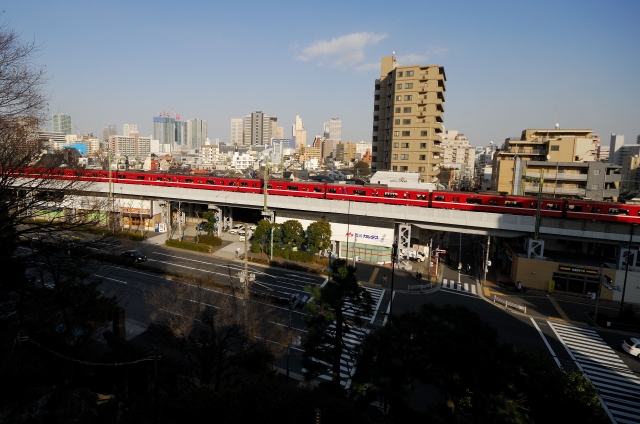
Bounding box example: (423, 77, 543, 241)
(229, 224, 244, 234)
(121, 250, 147, 262)
(622, 338, 640, 358)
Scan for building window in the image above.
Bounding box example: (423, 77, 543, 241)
(592, 184, 599, 189)
(395, 107, 401, 113)
(420, 130, 428, 136)
(373, 126, 378, 131)
(406, 70, 414, 76)
(396, 96, 402, 101)
(375, 95, 380, 100)
(393, 142, 399, 148)
(404, 95, 413, 100)
(397, 83, 402, 89)
(403, 107, 411, 113)
(398, 71, 403, 77)
(400, 154, 409, 160)
(401, 143, 410, 148)
(402, 131, 410, 136)
(593, 169, 601, 175)
(395, 119, 400, 124)
(394, 131, 400, 136)
(418, 166, 425, 172)
(403, 119, 411, 124)
(420, 143, 427, 148)
(551, 145, 560, 151)
(401, 166, 409, 171)
(392, 166, 398, 171)
(419, 155, 426, 160)
(393, 154, 398, 159)
(405, 83, 413, 89)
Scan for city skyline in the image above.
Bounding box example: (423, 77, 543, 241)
(7, 0, 639, 147)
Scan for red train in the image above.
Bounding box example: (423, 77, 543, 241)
(16, 168, 640, 224)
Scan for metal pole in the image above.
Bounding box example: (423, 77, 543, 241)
(620, 224, 634, 317)
(428, 237, 433, 283)
(457, 232, 462, 284)
(390, 242, 397, 317)
(287, 295, 292, 377)
(353, 234, 357, 267)
(270, 226, 274, 261)
(483, 235, 490, 285)
(594, 263, 603, 327)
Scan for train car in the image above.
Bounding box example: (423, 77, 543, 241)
(325, 184, 423, 206)
(163, 175, 240, 192)
(112, 171, 166, 186)
(430, 192, 565, 218)
(237, 178, 263, 194)
(565, 199, 640, 224)
(266, 180, 325, 198)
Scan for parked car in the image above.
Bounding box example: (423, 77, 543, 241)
(56, 323, 88, 346)
(121, 250, 147, 262)
(229, 224, 244, 234)
(622, 338, 640, 358)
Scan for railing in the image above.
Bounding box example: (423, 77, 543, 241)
(407, 283, 433, 292)
(525, 172, 588, 181)
(492, 295, 526, 313)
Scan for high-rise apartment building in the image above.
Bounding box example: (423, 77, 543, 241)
(336, 141, 357, 163)
(230, 118, 244, 145)
(312, 136, 323, 148)
(321, 139, 334, 160)
(153, 117, 176, 145)
(609, 133, 625, 165)
(103, 124, 116, 147)
(441, 129, 475, 186)
(292, 115, 307, 149)
(185, 119, 207, 150)
(269, 117, 278, 143)
(276, 126, 284, 139)
(123, 124, 138, 136)
(244, 111, 271, 146)
(323, 123, 330, 139)
(109, 134, 151, 160)
(372, 56, 446, 183)
(52, 113, 72, 135)
(355, 141, 372, 159)
(327, 118, 342, 142)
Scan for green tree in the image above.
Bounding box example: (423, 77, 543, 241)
(252, 219, 272, 253)
(280, 220, 305, 249)
(302, 259, 373, 391)
(353, 161, 371, 178)
(352, 303, 608, 423)
(201, 211, 218, 235)
(306, 220, 332, 254)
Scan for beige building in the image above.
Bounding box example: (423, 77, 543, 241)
(621, 155, 640, 191)
(372, 55, 445, 183)
(292, 115, 307, 149)
(322, 139, 334, 159)
(491, 128, 599, 195)
(336, 141, 357, 163)
(441, 129, 474, 188)
(109, 134, 151, 160)
(299, 146, 322, 162)
(230, 118, 243, 146)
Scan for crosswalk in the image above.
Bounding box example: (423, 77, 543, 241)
(305, 285, 382, 389)
(549, 321, 640, 424)
(441, 279, 477, 296)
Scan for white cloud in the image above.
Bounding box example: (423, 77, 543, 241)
(396, 45, 450, 66)
(296, 32, 388, 69)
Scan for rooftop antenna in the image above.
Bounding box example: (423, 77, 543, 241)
(554, 112, 559, 129)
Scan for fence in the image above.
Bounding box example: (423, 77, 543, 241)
(492, 295, 527, 314)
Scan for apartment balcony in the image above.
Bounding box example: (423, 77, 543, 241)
(525, 171, 588, 181)
(605, 173, 621, 183)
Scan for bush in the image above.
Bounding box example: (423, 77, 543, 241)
(166, 239, 211, 253)
(198, 235, 222, 246)
(251, 241, 261, 253)
(116, 231, 146, 241)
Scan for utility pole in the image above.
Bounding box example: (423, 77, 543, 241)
(534, 168, 544, 240)
(594, 263, 604, 326)
(428, 237, 433, 283)
(389, 242, 397, 317)
(620, 224, 635, 317)
(483, 235, 490, 285)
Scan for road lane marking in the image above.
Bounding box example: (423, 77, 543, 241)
(368, 268, 379, 285)
(529, 318, 562, 369)
(95, 274, 128, 285)
(548, 297, 570, 321)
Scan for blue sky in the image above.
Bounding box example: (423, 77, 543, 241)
(5, 0, 640, 146)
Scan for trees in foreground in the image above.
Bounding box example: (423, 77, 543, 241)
(352, 303, 608, 423)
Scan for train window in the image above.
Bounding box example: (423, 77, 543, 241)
(417, 194, 427, 200)
(156, 177, 163, 181)
(609, 208, 629, 215)
(206, 180, 215, 185)
(137, 176, 145, 180)
(288, 186, 299, 191)
(596, 207, 600, 213)
(466, 198, 483, 205)
(567, 205, 582, 212)
(185, 179, 193, 183)
(435, 195, 445, 201)
(504, 201, 523, 207)
(547, 204, 560, 210)
(314, 187, 322, 192)
(228, 182, 235, 186)
(92, 173, 98, 177)
(277, 185, 282, 189)
(117, 174, 126, 178)
(354, 190, 366, 195)
(384, 192, 398, 198)
(101, 174, 108, 178)
(166, 178, 172, 182)
(267, 184, 272, 189)
(328, 188, 336, 193)
(241, 182, 248, 187)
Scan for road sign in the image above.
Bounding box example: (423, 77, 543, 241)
(437, 249, 447, 254)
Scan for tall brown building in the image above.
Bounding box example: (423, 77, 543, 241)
(372, 56, 445, 183)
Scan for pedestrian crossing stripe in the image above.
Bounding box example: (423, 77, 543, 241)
(343, 286, 385, 324)
(548, 321, 640, 424)
(440, 279, 477, 295)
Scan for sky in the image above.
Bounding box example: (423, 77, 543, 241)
(4, 0, 640, 147)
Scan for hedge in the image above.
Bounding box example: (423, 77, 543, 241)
(198, 234, 222, 246)
(165, 239, 212, 253)
(270, 248, 329, 266)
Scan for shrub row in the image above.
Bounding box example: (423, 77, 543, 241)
(166, 239, 212, 253)
(116, 231, 147, 241)
(246, 256, 326, 275)
(270, 248, 329, 266)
